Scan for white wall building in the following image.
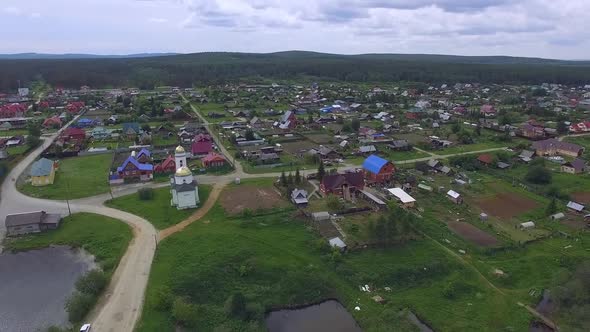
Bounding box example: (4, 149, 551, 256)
(170, 146, 200, 210)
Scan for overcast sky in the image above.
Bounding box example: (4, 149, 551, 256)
(1, 0, 587, 59)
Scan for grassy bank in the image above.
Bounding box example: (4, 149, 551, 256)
(105, 185, 212, 229)
(19, 153, 113, 200)
(4, 212, 132, 273)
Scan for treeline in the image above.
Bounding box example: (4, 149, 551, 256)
(1, 52, 590, 90)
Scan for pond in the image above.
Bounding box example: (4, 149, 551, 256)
(0, 246, 96, 332)
(266, 300, 362, 332)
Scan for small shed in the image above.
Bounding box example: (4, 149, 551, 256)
(480, 213, 488, 221)
(567, 201, 585, 213)
(328, 237, 347, 251)
(418, 183, 433, 192)
(312, 211, 331, 222)
(519, 221, 536, 229)
(550, 212, 565, 220)
(446, 190, 463, 204)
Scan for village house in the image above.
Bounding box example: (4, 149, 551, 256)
(291, 189, 309, 207)
(531, 138, 584, 157)
(154, 154, 176, 174)
(277, 110, 297, 129)
(477, 154, 494, 166)
(122, 122, 141, 139)
(42, 116, 62, 129)
(4, 211, 62, 236)
(519, 122, 546, 139)
(561, 158, 586, 174)
(201, 152, 227, 168)
(308, 146, 342, 161)
(30, 158, 57, 186)
(191, 134, 214, 156)
(480, 104, 497, 117)
(0, 103, 26, 118)
(320, 172, 365, 200)
(60, 127, 86, 142)
(115, 153, 154, 182)
(362, 154, 395, 184)
(569, 121, 590, 133)
(567, 201, 585, 213)
(89, 127, 112, 140)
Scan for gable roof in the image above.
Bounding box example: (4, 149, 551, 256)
(567, 201, 585, 212)
(362, 154, 390, 174)
(322, 172, 365, 191)
(564, 158, 586, 171)
(532, 138, 583, 154)
(386, 187, 416, 203)
(122, 122, 140, 134)
(477, 154, 494, 164)
(136, 148, 151, 159)
(30, 158, 54, 177)
(117, 155, 153, 172)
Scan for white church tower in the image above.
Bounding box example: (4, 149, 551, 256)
(170, 145, 200, 210)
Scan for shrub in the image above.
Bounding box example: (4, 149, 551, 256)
(172, 297, 202, 327)
(525, 165, 552, 184)
(152, 286, 174, 311)
(75, 269, 108, 296)
(326, 195, 343, 211)
(138, 187, 154, 200)
(65, 292, 95, 323)
(224, 292, 247, 320)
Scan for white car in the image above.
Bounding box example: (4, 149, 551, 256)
(80, 323, 91, 332)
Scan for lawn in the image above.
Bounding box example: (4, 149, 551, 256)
(3, 212, 132, 274)
(105, 185, 212, 229)
(136, 202, 538, 332)
(564, 135, 590, 150)
(19, 153, 113, 199)
(6, 145, 31, 156)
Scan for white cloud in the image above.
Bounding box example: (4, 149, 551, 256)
(3, 6, 22, 15)
(149, 17, 168, 23)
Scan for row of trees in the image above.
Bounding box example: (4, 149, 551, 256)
(3, 53, 590, 91)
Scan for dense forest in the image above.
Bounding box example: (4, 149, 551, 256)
(1, 51, 590, 90)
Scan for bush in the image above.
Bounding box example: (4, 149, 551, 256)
(224, 292, 247, 320)
(138, 188, 154, 200)
(65, 292, 96, 323)
(75, 269, 108, 296)
(326, 195, 344, 211)
(172, 297, 202, 327)
(525, 165, 552, 184)
(152, 286, 174, 311)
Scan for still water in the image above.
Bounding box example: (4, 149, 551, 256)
(0, 246, 96, 332)
(266, 300, 362, 332)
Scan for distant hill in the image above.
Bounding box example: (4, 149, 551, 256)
(1, 51, 589, 90)
(0, 53, 180, 60)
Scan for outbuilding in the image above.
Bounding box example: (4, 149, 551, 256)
(328, 237, 347, 251)
(567, 201, 585, 213)
(519, 221, 536, 229)
(386, 187, 416, 208)
(446, 190, 463, 204)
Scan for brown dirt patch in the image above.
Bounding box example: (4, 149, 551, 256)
(220, 185, 288, 214)
(571, 192, 590, 205)
(448, 221, 499, 247)
(476, 192, 539, 219)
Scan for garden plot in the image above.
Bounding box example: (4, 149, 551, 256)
(220, 185, 288, 214)
(447, 221, 499, 247)
(476, 192, 539, 219)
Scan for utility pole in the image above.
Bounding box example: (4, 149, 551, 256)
(65, 176, 72, 216)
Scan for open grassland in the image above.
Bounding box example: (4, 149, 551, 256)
(137, 200, 542, 332)
(4, 212, 132, 273)
(106, 185, 212, 230)
(19, 153, 113, 199)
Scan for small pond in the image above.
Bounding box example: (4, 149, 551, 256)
(0, 245, 96, 332)
(266, 300, 362, 332)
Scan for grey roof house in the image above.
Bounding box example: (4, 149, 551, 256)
(5, 211, 62, 236)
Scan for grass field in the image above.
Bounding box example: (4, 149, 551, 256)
(4, 212, 132, 273)
(136, 201, 540, 332)
(105, 185, 212, 229)
(564, 135, 590, 150)
(6, 145, 30, 155)
(19, 153, 113, 199)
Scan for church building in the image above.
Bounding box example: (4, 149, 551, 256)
(170, 145, 200, 210)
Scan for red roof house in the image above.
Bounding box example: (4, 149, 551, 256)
(477, 154, 494, 165)
(480, 104, 497, 117)
(42, 116, 62, 129)
(60, 127, 86, 142)
(569, 121, 590, 133)
(191, 134, 213, 155)
(0, 103, 26, 118)
(201, 152, 227, 168)
(66, 101, 85, 114)
(154, 155, 176, 174)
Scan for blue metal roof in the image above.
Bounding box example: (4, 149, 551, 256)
(30, 158, 54, 176)
(362, 154, 389, 174)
